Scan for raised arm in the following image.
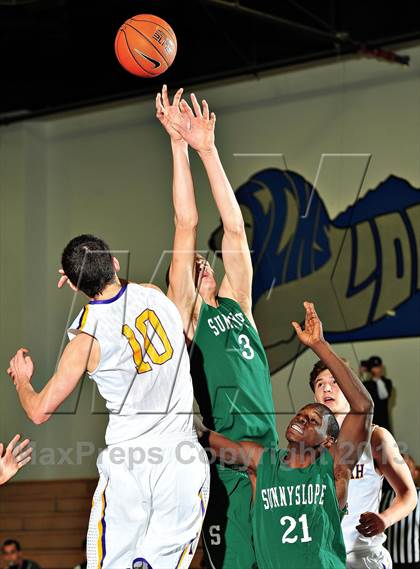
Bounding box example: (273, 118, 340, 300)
(292, 302, 373, 508)
(172, 95, 254, 321)
(156, 86, 198, 337)
(7, 334, 94, 424)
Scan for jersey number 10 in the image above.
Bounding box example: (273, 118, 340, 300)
(123, 309, 173, 374)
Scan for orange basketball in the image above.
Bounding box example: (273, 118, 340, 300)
(115, 14, 177, 78)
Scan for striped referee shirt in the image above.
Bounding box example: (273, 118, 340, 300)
(380, 487, 420, 566)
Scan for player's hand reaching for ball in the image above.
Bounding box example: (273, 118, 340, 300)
(0, 434, 32, 485)
(356, 512, 387, 537)
(7, 348, 35, 388)
(291, 301, 325, 348)
(156, 85, 189, 143)
(171, 94, 216, 154)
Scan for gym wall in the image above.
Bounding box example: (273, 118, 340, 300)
(0, 43, 419, 480)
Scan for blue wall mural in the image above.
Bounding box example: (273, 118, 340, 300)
(209, 170, 420, 372)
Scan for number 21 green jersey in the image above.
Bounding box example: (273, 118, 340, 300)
(252, 448, 346, 569)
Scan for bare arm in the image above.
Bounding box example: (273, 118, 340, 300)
(201, 430, 264, 474)
(172, 95, 254, 320)
(7, 335, 94, 424)
(156, 86, 198, 336)
(356, 427, 417, 537)
(292, 302, 373, 508)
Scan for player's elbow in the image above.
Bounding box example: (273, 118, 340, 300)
(405, 485, 418, 513)
(352, 393, 374, 415)
(29, 410, 50, 425)
(174, 213, 198, 229)
(224, 219, 245, 236)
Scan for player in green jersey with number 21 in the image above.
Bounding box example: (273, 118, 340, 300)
(202, 301, 374, 569)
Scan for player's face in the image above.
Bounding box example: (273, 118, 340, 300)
(285, 405, 330, 448)
(195, 256, 217, 296)
(313, 369, 350, 415)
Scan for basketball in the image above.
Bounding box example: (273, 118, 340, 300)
(115, 14, 177, 78)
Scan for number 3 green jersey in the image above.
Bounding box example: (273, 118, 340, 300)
(190, 296, 277, 448)
(252, 448, 346, 569)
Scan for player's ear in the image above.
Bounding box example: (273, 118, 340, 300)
(112, 256, 120, 273)
(68, 281, 79, 292)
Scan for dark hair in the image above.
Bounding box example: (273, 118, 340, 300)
(304, 403, 340, 441)
(61, 234, 115, 298)
(309, 357, 350, 392)
(367, 356, 383, 370)
(309, 360, 328, 392)
(2, 539, 21, 552)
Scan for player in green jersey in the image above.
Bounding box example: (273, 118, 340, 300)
(156, 86, 277, 568)
(202, 301, 374, 569)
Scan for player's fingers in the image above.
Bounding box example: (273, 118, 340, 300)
(6, 434, 20, 454)
(0, 443, 3, 457)
(291, 321, 303, 335)
(16, 447, 32, 464)
(190, 93, 202, 117)
(180, 99, 194, 119)
(202, 99, 209, 120)
(309, 302, 319, 321)
(210, 112, 216, 127)
(161, 84, 170, 108)
(57, 275, 68, 288)
(359, 512, 374, 522)
(172, 87, 183, 107)
(16, 349, 28, 363)
(155, 93, 165, 116)
(13, 438, 31, 457)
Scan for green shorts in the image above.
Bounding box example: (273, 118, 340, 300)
(202, 463, 257, 569)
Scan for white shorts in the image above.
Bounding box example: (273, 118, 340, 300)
(87, 433, 210, 569)
(346, 546, 393, 569)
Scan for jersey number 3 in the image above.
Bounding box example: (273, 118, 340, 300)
(238, 333, 255, 360)
(123, 309, 173, 374)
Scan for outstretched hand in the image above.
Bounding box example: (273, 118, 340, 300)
(155, 85, 189, 143)
(170, 94, 216, 153)
(291, 301, 325, 347)
(0, 434, 32, 485)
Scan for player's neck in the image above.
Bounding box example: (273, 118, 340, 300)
(334, 411, 348, 428)
(92, 278, 122, 301)
(200, 291, 218, 308)
(284, 443, 322, 468)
